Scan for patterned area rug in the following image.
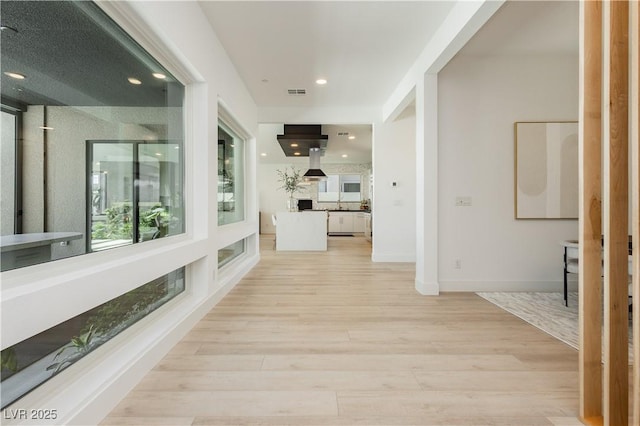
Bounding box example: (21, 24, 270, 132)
(476, 291, 633, 364)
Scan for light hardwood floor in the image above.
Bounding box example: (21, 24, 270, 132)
(102, 235, 583, 425)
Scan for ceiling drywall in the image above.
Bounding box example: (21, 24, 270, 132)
(458, 1, 578, 57)
(199, 1, 455, 109)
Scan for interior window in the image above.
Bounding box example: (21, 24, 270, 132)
(218, 122, 245, 225)
(0, 0, 185, 270)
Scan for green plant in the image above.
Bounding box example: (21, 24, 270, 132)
(276, 166, 304, 197)
(91, 202, 133, 240)
(81, 278, 168, 337)
(47, 325, 98, 374)
(1, 347, 18, 372)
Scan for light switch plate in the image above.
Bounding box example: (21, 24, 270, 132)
(455, 196, 472, 207)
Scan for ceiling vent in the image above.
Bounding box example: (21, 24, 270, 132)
(337, 132, 350, 136)
(287, 88, 306, 95)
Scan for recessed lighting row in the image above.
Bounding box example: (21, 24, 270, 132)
(259, 151, 347, 158)
(128, 72, 167, 85)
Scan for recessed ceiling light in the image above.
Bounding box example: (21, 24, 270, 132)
(128, 77, 142, 85)
(39, 126, 54, 130)
(291, 143, 298, 147)
(294, 152, 301, 156)
(342, 154, 348, 158)
(348, 135, 356, 140)
(315, 79, 327, 85)
(260, 153, 267, 157)
(152, 72, 166, 79)
(4, 72, 25, 80)
(155, 152, 162, 156)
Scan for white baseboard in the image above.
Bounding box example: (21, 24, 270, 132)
(371, 252, 416, 262)
(415, 279, 439, 295)
(439, 280, 578, 293)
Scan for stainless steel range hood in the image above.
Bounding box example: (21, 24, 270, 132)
(277, 124, 328, 180)
(304, 147, 327, 180)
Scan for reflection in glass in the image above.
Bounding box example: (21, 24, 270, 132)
(0, 0, 185, 269)
(88, 141, 184, 252)
(218, 123, 245, 225)
(1, 110, 17, 235)
(218, 239, 245, 268)
(0, 267, 185, 409)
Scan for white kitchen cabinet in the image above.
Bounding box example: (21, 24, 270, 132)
(364, 213, 372, 241)
(354, 212, 366, 233)
(328, 214, 341, 233)
(328, 211, 368, 235)
(328, 212, 355, 234)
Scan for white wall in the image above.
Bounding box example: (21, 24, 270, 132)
(438, 53, 579, 291)
(372, 108, 417, 262)
(0, 1, 260, 424)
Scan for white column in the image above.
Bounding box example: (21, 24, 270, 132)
(415, 73, 439, 295)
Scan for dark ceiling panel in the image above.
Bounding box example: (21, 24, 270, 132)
(277, 124, 328, 157)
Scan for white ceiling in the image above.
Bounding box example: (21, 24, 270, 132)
(201, 1, 579, 165)
(199, 1, 454, 109)
(458, 1, 578, 57)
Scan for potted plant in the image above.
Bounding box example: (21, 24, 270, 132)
(276, 166, 304, 211)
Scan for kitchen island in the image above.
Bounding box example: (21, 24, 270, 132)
(275, 211, 327, 251)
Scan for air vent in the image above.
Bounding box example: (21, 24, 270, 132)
(337, 132, 350, 136)
(287, 88, 306, 95)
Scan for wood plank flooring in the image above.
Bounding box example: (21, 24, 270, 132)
(102, 236, 582, 425)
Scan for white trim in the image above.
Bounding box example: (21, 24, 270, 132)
(439, 280, 578, 293)
(415, 279, 440, 296)
(95, 1, 204, 85)
(371, 253, 416, 263)
(218, 99, 254, 141)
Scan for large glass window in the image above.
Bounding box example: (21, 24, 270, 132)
(318, 174, 362, 203)
(0, 267, 185, 408)
(218, 122, 245, 225)
(0, 1, 185, 270)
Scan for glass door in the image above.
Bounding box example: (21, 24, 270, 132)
(87, 140, 184, 252)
